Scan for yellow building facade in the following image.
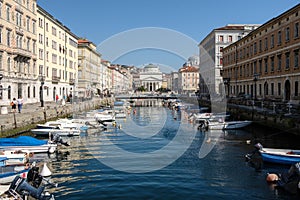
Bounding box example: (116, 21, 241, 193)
(37, 5, 78, 103)
(222, 4, 300, 103)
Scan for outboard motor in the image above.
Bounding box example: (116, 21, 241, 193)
(51, 133, 70, 146)
(27, 165, 43, 188)
(254, 143, 263, 151)
(9, 176, 44, 199)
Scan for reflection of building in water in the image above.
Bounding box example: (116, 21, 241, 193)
(134, 99, 162, 107)
(140, 64, 163, 92)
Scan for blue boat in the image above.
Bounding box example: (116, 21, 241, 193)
(258, 145, 300, 165)
(0, 136, 47, 146)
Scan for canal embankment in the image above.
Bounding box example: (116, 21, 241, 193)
(0, 97, 114, 137)
(179, 96, 300, 136)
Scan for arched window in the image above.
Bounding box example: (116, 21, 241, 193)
(28, 86, 30, 98)
(33, 86, 36, 98)
(8, 86, 11, 99)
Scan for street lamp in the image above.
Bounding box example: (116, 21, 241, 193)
(39, 75, 45, 107)
(253, 73, 259, 100)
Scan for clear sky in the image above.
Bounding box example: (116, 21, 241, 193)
(38, 0, 300, 72)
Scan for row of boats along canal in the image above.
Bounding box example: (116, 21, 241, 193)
(0, 101, 128, 199)
(167, 99, 300, 196)
(0, 98, 299, 199)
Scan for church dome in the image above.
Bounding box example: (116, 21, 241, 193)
(143, 64, 160, 73)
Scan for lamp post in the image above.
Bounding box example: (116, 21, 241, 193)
(39, 75, 45, 107)
(253, 73, 259, 100)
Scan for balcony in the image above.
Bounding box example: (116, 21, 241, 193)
(12, 47, 32, 61)
(52, 75, 60, 83)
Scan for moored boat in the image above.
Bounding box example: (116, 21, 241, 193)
(0, 136, 57, 154)
(0, 166, 29, 184)
(255, 143, 300, 165)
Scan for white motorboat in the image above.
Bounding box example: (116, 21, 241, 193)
(0, 150, 28, 166)
(115, 110, 127, 118)
(31, 126, 81, 137)
(207, 120, 252, 130)
(36, 119, 88, 131)
(0, 136, 58, 154)
(0, 166, 29, 184)
(94, 109, 115, 123)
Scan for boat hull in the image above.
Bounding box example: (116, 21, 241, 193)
(259, 148, 300, 165)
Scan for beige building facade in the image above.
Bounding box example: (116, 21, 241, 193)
(78, 39, 101, 99)
(222, 4, 300, 103)
(37, 5, 78, 104)
(0, 0, 38, 105)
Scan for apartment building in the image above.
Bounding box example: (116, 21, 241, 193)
(178, 65, 199, 94)
(222, 4, 300, 103)
(198, 24, 260, 97)
(37, 5, 78, 103)
(78, 39, 102, 99)
(0, 0, 37, 105)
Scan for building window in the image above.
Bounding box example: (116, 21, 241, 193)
(271, 34, 274, 48)
(278, 82, 281, 96)
(32, 21, 36, 34)
(32, 40, 36, 54)
(52, 27, 57, 36)
(259, 60, 262, 74)
(259, 84, 262, 96)
(294, 50, 299, 68)
(295, 81, 299, 97)
(219, 35, 223, 42)
(0, 27, 2, 44)
(28, 86, 30, 98)
(285, 52, 290, 69)
(16, 11, 22, 27)
(6, 5, 10, 22)
(228, 35, 232, 42)
(26, 17, 30, 31)
(254, 42, 257, 54)
(271, 56, 274, 72)
(39, 49, 43, 60)
(259, 40, 262, 52)
(0, 2, 2, 17)
(33, 86, 36, 98)
(264, 37, 268, 50)
(27, 38, 30, 51)
(271, 83, 274, 95)
(264, 58, 268, 73)
(295, 22, 299, 38)
(7, 57, 10, 72)
(285, 27, 290, 41)
(277, 54, 282, 71)
(7, 30, 11, 47)
(278, 31, 282, 45)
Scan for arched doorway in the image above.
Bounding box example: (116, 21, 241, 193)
(284, 80, 291, 101)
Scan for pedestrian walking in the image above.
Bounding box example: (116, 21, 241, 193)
(17, 96, 23, 113)
(10, 98, 17, 112)
(55, 94, 59, 103)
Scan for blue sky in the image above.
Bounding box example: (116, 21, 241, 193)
(38, 0, 300, 72)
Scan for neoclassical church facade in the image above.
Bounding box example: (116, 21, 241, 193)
(140, 64, 163, 92)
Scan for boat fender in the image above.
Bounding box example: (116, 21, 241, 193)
(40, 163, 52, 177)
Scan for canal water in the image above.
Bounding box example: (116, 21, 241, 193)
(40, 105, 300, 200)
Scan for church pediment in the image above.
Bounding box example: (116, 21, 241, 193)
(141, 76, 162, 81)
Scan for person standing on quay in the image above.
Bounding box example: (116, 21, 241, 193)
(17, 96, 23, 113)
(11, 98, 17, 112)
(55, 94, 59, 103)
